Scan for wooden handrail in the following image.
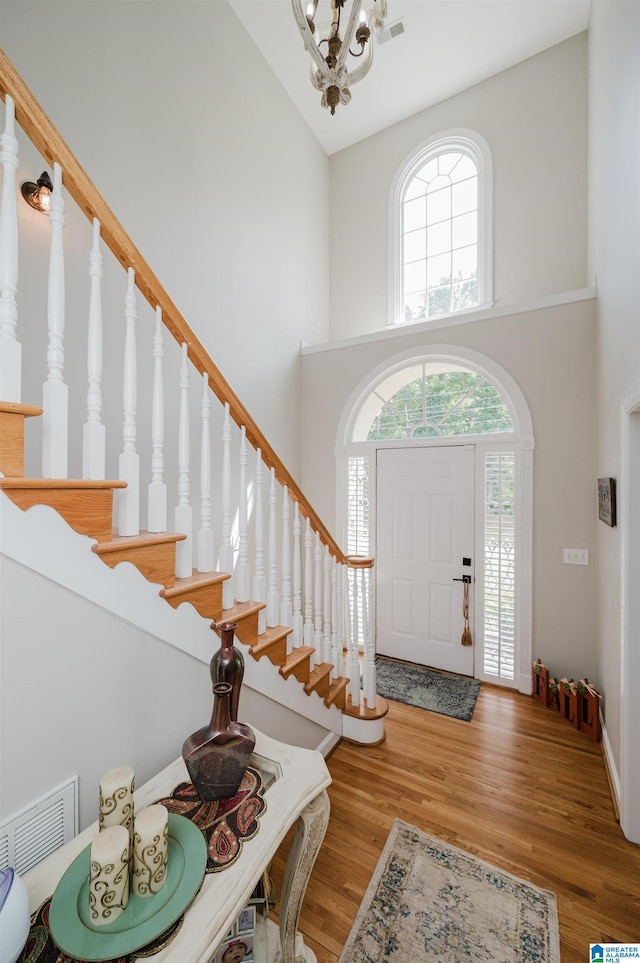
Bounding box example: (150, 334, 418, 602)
(0, 48, 360, 566)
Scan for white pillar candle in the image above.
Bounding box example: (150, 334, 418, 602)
(99, 766, 135, 845)
(89, 824, 130, 925)
(132, 804, 169, 898)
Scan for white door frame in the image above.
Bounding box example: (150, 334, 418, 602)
(337, 344, 535, 693)
(620, 385, 640, 842)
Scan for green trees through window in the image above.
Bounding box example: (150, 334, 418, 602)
(367, 369, 513, 440)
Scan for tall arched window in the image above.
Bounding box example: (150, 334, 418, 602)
(389, 130, 493, 327)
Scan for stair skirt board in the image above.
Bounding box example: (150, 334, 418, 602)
(0, 492, 343, 739)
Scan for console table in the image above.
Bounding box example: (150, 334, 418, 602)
(22, 728, 332, 963)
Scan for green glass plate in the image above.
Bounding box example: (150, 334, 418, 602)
(49, 813, 207, 961)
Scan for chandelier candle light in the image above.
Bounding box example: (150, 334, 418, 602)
(291, 0, 388, 113)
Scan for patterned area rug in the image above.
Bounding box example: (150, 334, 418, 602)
(339, 820, 560, 963)
(375, 657, 481, 721)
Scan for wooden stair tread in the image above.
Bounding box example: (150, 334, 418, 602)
(304, 662, 334, 696)
(218, 599, 266, 623)
(0, 477, 127, 490)
(2, 477, 124, 543)
(280, 646, 314, 683)
(0, 401, 42, 417)
(161, 569, 230, 599)
(249, 625, 291, 661)
(343, 693, 389, 721)
(325, 676, 349, 709)
(93, 530, 187, 554)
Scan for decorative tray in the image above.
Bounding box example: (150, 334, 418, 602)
(49, 813, 207, 961)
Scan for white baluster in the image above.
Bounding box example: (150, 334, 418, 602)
(266, 468, 279, 628)
(0, 96, 20, 402)
(147, 307, 167, 532)
(117, 268, 139, 534)
(280, 486, 292, 640)
(42, 162, 68, 479)
(82, 219, 105, 479)
(363, 566, 377, 708)
(220, 402, 234, 609)
(197, 372, 214, 572)
(313, 533, 323, 666)
(253, 449, 267, 635)
(291, 504, 303, 647)
(349, 567, 361, 707)
(303, 517, 314, 647)
(174, 343, 192, 578)
(323, 545, 332, 665)
(235, 426, 250, 601)
(330, 558, 339, 680)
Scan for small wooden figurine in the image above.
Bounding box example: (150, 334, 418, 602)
(577, 679, 601, 741)
(558, 678, 580, 729)
(531, 659, 550, 705)
(548, 677, 560, 711)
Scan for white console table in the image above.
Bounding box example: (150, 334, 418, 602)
(22, 728, 332, 963)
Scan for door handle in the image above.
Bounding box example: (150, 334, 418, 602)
(452, 575, 472, 583)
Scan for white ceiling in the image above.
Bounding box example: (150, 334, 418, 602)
(228, 0, 591, 155)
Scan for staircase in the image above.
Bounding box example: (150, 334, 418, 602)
(0, 53, 387, 755)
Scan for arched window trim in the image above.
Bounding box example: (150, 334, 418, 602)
(388, 128, 494, 328)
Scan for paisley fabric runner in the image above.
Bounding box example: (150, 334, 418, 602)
(154, 767, 267, 873)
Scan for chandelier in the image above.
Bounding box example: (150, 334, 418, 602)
(291, 0, 388, 114)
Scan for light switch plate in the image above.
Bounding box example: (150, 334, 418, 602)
(563, 549, 589, 565)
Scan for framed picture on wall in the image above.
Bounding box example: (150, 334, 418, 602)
(598, 477, 616, 527)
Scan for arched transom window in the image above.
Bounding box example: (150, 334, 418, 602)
(390, 130, 493, 327)
(352, 363, 512, 442)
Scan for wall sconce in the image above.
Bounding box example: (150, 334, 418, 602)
(20, 171, 53, 214)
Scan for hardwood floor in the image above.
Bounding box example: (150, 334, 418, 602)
(271, 683, 640, 962)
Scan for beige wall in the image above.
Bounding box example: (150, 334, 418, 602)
(589, 2, 640, 778)
(1, 0, 330, 478)
(301, 297, 598, 682)
(329, 33, 588, 340)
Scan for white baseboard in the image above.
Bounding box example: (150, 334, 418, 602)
(316, 731, 342, 758)
(600, 711, 621, 818)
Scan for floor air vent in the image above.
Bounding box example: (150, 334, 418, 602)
(0, 777, 78, 876)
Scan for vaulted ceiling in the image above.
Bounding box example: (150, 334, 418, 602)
(228, 0, 591, 154)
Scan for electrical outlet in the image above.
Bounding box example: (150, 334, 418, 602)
(563, 549, 589, 565)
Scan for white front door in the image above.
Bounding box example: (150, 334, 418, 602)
(376, 446, 475, 675)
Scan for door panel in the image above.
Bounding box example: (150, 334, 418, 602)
(376, 446, 475, 675)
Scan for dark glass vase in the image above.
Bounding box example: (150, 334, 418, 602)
(182, 682, 255, 801)
(210, 620, 244, 722)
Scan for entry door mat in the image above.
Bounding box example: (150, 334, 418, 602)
(338, 819, 560, 963)
(375, 657, 481, 721)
